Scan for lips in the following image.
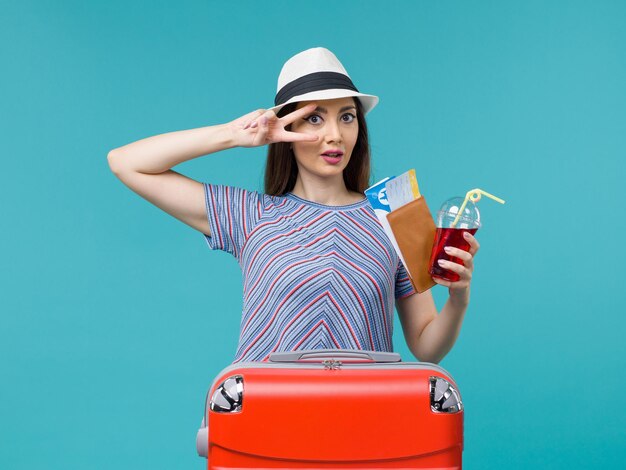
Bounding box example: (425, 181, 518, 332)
(321, 149, 344, 158)
(320, 149, 344, 165)
(321, 156, 341, 165)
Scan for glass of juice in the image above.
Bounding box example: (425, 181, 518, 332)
(429, 197, 481, 282)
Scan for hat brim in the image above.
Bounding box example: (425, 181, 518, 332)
(268, 89, 379, 116)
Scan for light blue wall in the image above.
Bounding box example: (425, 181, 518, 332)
(1, 1, 624, 468)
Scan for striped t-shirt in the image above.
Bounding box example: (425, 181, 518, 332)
(203, 184, 416, 363)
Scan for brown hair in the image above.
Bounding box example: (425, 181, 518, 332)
(264, 98, 371, 196)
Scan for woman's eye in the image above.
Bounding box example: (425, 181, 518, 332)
(305, 114, 322, 124)
(341, 113, 356, 123)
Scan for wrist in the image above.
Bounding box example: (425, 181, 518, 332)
(448, 287, 470, 309)
(209, 122, 237, 151)
(221, 123, 238, 149)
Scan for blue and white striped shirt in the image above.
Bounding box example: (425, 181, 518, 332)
(203, 184, 416, 363)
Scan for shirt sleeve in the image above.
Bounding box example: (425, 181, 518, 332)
(202, 184, 263, 259)
(395, 259, 416, 299)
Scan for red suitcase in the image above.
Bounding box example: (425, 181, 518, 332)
(197, 349, 463, 469)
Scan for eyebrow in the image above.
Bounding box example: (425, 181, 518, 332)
(314, 105, 357, 114)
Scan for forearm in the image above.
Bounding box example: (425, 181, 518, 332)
(108, 123, 235, 174)
(414, 289, 470, 364)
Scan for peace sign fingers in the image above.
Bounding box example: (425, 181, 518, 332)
(279, 103, 318, 126)
(275, 103, 319, 143)
(229, 103, 320, 148)
(278, 129, 319, 143)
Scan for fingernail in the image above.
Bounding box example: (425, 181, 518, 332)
(444, 246, 452, 253)
(261, 117, 268, 125)
(463, 232, 470, 238)
(438, 259, 447, 266)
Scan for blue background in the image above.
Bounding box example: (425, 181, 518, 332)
(1, 1, 624, 468)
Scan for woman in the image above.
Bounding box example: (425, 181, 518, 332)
(107, 47, 479, 364)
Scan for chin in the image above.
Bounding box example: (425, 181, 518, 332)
(317, 164, 347, 177)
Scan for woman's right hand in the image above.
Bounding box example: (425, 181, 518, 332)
(227, 104, 319, 148)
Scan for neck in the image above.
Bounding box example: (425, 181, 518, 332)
(291, 174, 362, 206)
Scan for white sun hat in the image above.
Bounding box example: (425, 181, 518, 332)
(268, 47, 379, 116)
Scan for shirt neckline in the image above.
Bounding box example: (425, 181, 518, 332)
(285, 192, 369, 211)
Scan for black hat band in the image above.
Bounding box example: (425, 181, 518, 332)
(274, 71, 359, 106)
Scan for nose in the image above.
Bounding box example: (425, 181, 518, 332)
(324, 119, 342, 144)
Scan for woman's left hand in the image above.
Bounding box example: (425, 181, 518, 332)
(433, 232, 480, 297)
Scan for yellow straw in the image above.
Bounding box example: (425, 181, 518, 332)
(451, 188, 506, 227)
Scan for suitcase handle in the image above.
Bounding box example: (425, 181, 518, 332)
(268, 349, 401, 363)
